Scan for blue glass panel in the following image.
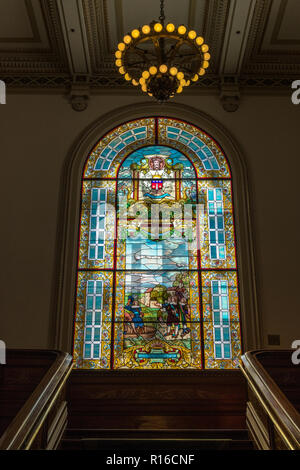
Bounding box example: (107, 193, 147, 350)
(223, 328, 230, 342)
(210, 231, 216, 243)
(109, 150, 117, 158)
(110, 138, 120, 147)
(99, 203, 106, 216)
(193, 137, 203, 147)
(101, 148, 110, 158)
(134, 126, 146, 135)
(216, 203, 223, 214)
(98, 217, 105, 229)
(203, 160, 213, 170)
(211, 159, 219, 170)
(116, 143, 125, 151)
(221, 296, 228, 309)
(96, 281, 102, 294)
(222, 311, 229, 325)
(215, 344, 222, 358)
(84, 344, 91, 358)
(179, 136, 189, 144)
(224, 344, 231, 358)
(93, 344, 100, 358)
(189, 142, 198, 152)
(214, 328, 221, 341)
(217, 217, 224, 229)
(87, 281, 94, 294)
(213, 312, 220, 324)
(85, 328, 92, 341)
(203, 146, 213, 157)
(124, 136, 135, 144)
(180, 130, 190, 139)
(209, 218, 215, 229)
(212, 281, 219, 294)
(168, 126, 180, 134)
(168, 132, 179, 140)
(213, 296, 220, 309)
(219, 246, 225, 259)
(89, 246, 96, 259)
(94, 328, 101, 341)
(87, 296, 94, 309)
(102, 160, 110, 170)
(92, 188, 99, 201)
(86, 312, 93, 325)
(208, 203, 215, 215)
(218, 232, 225, 244)
(94, 312, 101, 324)
(210, 245, 217, 259)
(95, 158, 102, 170)
(122, 131, 132, 139)
(95, 296, 102, 310)
(216, 189, 222, 200)
(91, 203, 98, 215)
(221, 281, 227, 292)
(208, 190, 214, 201)
(97, 230, 105, 241)
(97, 246, 104, 259)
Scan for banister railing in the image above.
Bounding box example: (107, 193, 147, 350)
(0, 350, 73, 450)
(240, 350, 300, 450)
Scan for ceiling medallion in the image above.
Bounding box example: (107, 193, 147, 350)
(114, 0, 210, 103)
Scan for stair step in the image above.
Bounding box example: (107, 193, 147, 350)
(61, 437, 253, 451)
(64, 428, 250, 440)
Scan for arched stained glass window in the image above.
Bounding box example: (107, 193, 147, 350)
(73, 117, 242, 370)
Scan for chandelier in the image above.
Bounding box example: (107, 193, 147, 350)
(114, 0, 210, 102)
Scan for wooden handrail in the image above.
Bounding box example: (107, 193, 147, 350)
(0, 350, 73, 450)
(240, 350, 300, 450)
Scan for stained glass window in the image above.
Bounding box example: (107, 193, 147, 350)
(73, 117, 242, 370)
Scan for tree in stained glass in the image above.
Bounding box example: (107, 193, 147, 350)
(73, 118, 242, 370)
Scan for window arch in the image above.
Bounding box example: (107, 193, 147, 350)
(73, 117, 242, 370)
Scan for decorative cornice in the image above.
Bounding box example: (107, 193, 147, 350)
(1, 74, 293, 93)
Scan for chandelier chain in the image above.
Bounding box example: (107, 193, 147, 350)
(159, 0, 165, 25)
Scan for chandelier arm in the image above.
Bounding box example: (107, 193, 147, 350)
(152, 37, 163, 64)
(166, 41, 197, 59)
(130, 47, 158, 60)
(126, 52, 155, 71)
(126, 61, 152, 68)
(177, 54, 202, 63)
(179, 66, 197, 75)
(165, 39, 184, 63)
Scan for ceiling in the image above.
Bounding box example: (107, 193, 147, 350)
(0, 0, 299, 92)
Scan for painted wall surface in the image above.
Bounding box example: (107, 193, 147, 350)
(0, 92, 299, 350)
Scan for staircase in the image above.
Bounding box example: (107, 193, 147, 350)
(60, 428, 253, 451)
